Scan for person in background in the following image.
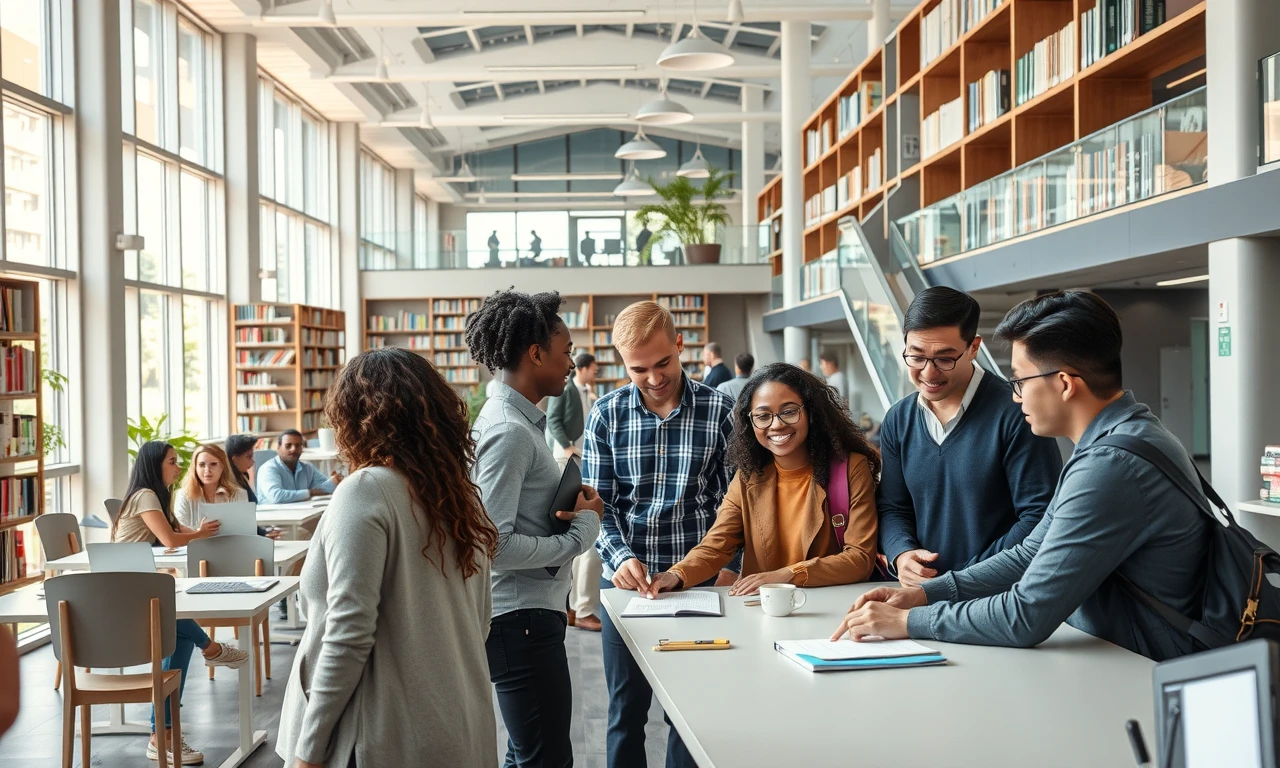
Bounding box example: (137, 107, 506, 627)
(0, 627, 15, 739)
(487, 230, 501, 268)
(635, 225, 653, 264)
(530, 230, 542, 262)
(257, 429, 340, 504)
(716, 352, 755, 401)
(467, 290, 604, 768)
(580, 233, 596, 267)
(224, 435, 260, 504)
(833, 292, 1211, 662)
(112, 440, 248, 765)
(818, 351, 846, 402)
(583, 300, 737, 768)
(798, 358, 812, 373)
(276, 348, 500, 768)
(545, 351, 604, 632)
(878, 287, 1062, 588)
(647, 363, 879, 597)
(701, 341, 732, 389)
(174, 444, 263, 530)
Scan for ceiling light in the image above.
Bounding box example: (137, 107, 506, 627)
(454, 158, 477, 183)
(658, 25, 735, 71)
(318, 0, 337, 25)
(616, 128, 666, 160)
(727, 0, 745, 23)
(1156, 274, 1210, 287)
(477, 187, 487, 204)
(374, 56, 388, 80)
(487, 64, 638, 73)
(636, 90, 693, 125)
(677, 145, 711, 178)
(419, 103, 433, 128)
(510, 172, 623, 181)
(614, 166, 656, 197)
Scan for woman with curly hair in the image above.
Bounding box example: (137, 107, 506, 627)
(647, 362, 881, 597)
(466, 288, 603, 768)
(276, 347, 500, 768)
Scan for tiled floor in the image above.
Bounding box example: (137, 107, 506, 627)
(0, 619, 672, 767)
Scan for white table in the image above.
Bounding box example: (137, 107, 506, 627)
(1, 576, 300, 768)
(601, 584, 1156, 768)
(255, 505, 324, 540)
(299, 448, 342, 476)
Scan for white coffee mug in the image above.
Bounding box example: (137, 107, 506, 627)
(759, 583, 807, 617)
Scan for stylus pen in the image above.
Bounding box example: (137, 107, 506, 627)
(1126, 719, 1152, 768)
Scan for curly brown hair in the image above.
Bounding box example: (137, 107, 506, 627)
(324, 348, 497, 579)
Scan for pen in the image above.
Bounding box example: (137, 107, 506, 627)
(658, 639, 730, 646)
(1125, 720, 1151, 768)
(644, 571, 653, 599)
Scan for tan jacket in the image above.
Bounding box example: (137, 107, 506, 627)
(669, 454, 878, 588)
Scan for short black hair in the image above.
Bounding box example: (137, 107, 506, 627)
(818, 351, 838, 366)
(574, 351, 596, 369)
(904, 286, 981, 344)
(278, 429, 304, 446)
(995, 290, 1123, 397)
(735, 353, 754, 374)
(465, 288, 564, 373)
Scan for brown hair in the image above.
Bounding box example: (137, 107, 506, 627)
(324, 347, 498, 579)
(180, 444, 242, 503)
(612, 300, 676, 351)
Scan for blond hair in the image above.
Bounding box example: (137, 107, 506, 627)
(612, 300, 676, 351)
(180, 443, 241, 502)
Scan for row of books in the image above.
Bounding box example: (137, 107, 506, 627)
(598, 365, 627, 380)
(238, 372, 280, 388)
(434, 352, 472, 366)
(806, 119, 835, 165)
(594, 349, 617, 364)
(238, 349, 296, 367)
(237, 416, 268, 432)
(562, 301, 590, 329)
(1070, 133, 1160, 217)
(237, 393, 288, 412)
(0, 531, 28, 586)
(432, 299, 482, 315)
(594, 331, 612, 346)
(656, 295, 704, 309)
(301, 412, 322, 431)
(435, 333, 465, 349)
(683, 331, 704, 344)
(919, 0, 1006, 70)
(678, 347, 702, 364)
(368, 313, 429, 332)
(922, 97, 965, 160)
(805, 192, 826, 226)
(0, 344, 35, 395)
(302, 309, 330, 326)
(1016, 22, 1076, 106)
(304, 371, 335, 389)
(968, 69, 1010, 133)
(0, 414, 37, 458)
(0, 287, 29, 334)
(0, 477, 37, 521)
(302, 349, 341, 367)
(306, 391, 324, 409)
(1081, 0, 1166, 70)
(236, 327, 287, 344)
(440, 369, 479, 384)
(302, 329, 343, 347)
(670, 312, 705, 327)
(837, 82, 883, 138)
(866, 148, 883, 193)
(236, 305, 288, 322)
(803, 256, 841, 299)
(434, 316, 466, 330)
(837, 167, 864, 209)
(1262, 447, 1280, 502)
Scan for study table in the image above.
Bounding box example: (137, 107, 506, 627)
(255, 502, 324, 540)
(601, 583, 1156, 768)
(0, 576, 300, 768)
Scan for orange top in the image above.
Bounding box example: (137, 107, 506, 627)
(774, 463, 816, 567)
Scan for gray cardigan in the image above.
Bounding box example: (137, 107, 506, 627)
(276, 466, 497, 768)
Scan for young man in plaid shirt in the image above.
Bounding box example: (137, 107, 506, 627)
(582, 300, 738, 768)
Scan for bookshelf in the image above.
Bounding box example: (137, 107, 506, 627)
(231, 303, 346, 438)
(363, 297, 484, 388)
(769, 0, 1206, 265)
(0, 278, 43, 596)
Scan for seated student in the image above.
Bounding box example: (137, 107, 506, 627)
(177, 442, 281, 540)
(224, 434, 260, 503)
(111, 440, 249, 765)
(256, 429, 340, 504)
(832, 292, 1211, 662)
(878, 287, 1063, 587)
(647, 363, 878, 597)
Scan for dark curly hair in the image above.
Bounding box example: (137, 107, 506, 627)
(324, 347, 498, 579)
(726, 362, 881, 487)
(465, 288, 564, 373)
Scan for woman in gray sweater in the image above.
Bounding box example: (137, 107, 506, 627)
(276, 348, 500, 768)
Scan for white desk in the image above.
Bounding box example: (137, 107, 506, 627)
(255, 505, 323, 540)
(299, 448, 342, 476)
(1, 577, 300, 768)
(601, 584, 1156, 768)
(45, 540, 310, 576)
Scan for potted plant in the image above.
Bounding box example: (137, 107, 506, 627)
(126, 414, 202, 475)
(635, 167, 734, 265)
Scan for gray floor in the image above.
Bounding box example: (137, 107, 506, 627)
(0, 619, 671, 768)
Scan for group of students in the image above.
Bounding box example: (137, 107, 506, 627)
(265, 284, 1212, 768)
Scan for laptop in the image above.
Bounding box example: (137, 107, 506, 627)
(86, 542, 157, 573)
(201, 502, 257, 536)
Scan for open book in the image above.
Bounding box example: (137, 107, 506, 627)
(621, 590, 724, 618)
(775, 638, 946, 672)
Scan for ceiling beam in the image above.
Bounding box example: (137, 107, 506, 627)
(723, 23, 742, 48)
(375, 112, 781, 128)
(766, 37, 782, 56)
(322, 63, 849, 83)
(577, 23, 584, 37)
(524, 24, 535, 45)
(252, 5, 919, 27)
(700, 81, 714, 98)
(494, 83, 506, 100)
(466, 28, 483, 53)
(626, 23, 635, 38)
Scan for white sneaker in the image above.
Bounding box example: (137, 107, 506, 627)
(146, 736, 205, 765)
(203, 642, 249, 669)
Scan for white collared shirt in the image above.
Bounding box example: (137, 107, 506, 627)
(917, 361, 985, 445)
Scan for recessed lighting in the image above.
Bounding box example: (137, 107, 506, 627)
(1155, 274, 1210, 287)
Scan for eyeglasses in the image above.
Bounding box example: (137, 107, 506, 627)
(901, 352, 961, 371)
(1007, 370, 1084, 397)
(750, 405, 804, 430)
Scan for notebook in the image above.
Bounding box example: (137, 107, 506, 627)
(86, 542, 157, 573)
(774, 638, 946, 672)
(202, 502, 257, 536)
(621, 590, 724, 618)
(544, 457, 582, 576)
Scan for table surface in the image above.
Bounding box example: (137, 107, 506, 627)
(601, 584, 1156, 768)
(46, 540, 310, 572)
(0, 577, 300, 624)
(255, 507, 324, 525)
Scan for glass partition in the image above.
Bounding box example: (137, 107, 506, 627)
(1265, 51, 1280, 164)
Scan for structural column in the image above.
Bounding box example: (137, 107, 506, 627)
(780, 20, 811, 362)
(740, 87, 764, 231)
(223, 33, 261, 305)
(335, 123, 363, 361)
(867, 0, 892, 53)
(425, 197, 441, 268)
(393, 169, 414, 269)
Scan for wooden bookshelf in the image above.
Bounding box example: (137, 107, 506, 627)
(769, 0, 1206, 262)
(231, 303, 346, 438)
(0, 277, 44, 596)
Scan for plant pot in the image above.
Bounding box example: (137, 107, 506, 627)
(684, 243, 721, 265)
(318, 428, 336, 452)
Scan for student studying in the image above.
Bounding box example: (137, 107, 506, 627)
(256, 429, 341, 504)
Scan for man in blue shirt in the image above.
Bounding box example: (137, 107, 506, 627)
(583, 300, 736, 768)
(257, 429, 340, 504)
(833, 291, 1211, 661)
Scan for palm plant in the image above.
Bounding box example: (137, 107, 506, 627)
(633, 167, 734, 264)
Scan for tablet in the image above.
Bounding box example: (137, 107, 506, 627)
(545, 458, 582, 576)
(202, 502, 258, 537)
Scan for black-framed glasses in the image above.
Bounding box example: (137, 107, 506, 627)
(750, 405, 804, 429)
(902, 352, 961, 371)
(1008, 371, 1084, 397)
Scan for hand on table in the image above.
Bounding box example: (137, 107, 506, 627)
(265, 527, 283, 540)
(713, 569, 738, 588)
(894, 549, 940, 587)
(646, 572, 682, 598)
(728, 567, 793, 596)
(829, 586, 926, 641)
(330, 472, 343, 487)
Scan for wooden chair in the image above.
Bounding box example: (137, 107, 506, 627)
(45, 571, 182, 768)
(34, 514, 85, 691)
(187, 535, 274, 696)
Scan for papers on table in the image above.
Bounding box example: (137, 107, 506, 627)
(775, 638, 946, 672)
(256, 501, 325, 512)
(152, 546, 187, 557)
(621, 590, 724, 618)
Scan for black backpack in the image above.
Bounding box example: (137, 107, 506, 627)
(1095, 434, 1280, 650)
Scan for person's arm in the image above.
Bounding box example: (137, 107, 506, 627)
(139, 508, 213, 548)
(474, 422, 599, 570)
(907, 456, 1144, 648)
(0, 626, 16, 737)
(875, 420, 920, 569)
(796, 455, 877, 586)
(919, 512, 1046, 606)
(545, 390, 573, 450)
(173, 492, 196, 529)
(711, 404, 743, 575)
(583, 405, 635, 571)
(962, 416, 1063, 567)
(308, 463, 337, 495)
(667, 474, 747, 588)
(257, 461, 309, 504)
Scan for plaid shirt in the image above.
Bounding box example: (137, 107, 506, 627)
(583, 375, 739, 575)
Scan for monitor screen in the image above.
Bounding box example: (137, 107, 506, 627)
(1180, 669, 1263, 768)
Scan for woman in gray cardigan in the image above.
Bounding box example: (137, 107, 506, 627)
(277, 348, 500, 768)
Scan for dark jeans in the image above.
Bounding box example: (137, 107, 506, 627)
(598, 576, 706, 768)
(151, 619, 210, 731)
(487, 609, 573, 768)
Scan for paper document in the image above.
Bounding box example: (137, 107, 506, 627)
(152, 546, 187, 557)
(621, 590, 723, 618)
(775, 638, 940, 661)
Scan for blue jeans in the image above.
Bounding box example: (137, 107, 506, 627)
(151, 619, 210, 731)
(598, 576, 707, 768)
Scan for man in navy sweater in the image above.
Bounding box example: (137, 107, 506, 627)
(878, 287, 1063, 587)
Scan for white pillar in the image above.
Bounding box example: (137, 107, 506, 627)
(867, 0, 891, 53)
(336, 123, 363, 361)
(75, 0, 129, 523)
(741, 88, 764, 230)
(223, 33, 261, 305)
(426, 198, 441, 268)
(780, 20, 811, 361)
(394, 168, 414, 269)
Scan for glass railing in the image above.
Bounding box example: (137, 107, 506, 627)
(801, 251, 841, 300)
(897, 86, 1208, 265)
(1263, 51, 1280, 165)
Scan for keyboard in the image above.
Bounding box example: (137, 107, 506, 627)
(186, 579, 278, 594)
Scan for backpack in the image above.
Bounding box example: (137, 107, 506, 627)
(826, 455, 893, 580)
(1095, 434, 1280, 650)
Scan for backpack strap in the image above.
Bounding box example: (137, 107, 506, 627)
(826, 456, 850, 547)
(1093, 434, 1231, 650)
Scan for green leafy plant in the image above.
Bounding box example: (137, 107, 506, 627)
(127, 415, 203, 478)
(41, 369, 68, 458)
(465, 388, 487, 428)
(633, 167, 735, 264)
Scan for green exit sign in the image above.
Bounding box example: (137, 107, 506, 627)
(1218, 327, 1232, 357)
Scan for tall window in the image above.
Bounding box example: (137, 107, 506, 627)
(258, 74, 334, 306)
(359, 150, 396, 269)
(121, 0, 226, 440)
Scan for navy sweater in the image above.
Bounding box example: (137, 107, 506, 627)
(877, 371, 1063, 575)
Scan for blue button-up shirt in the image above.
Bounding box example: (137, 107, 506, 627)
(583, 375, 738, 576)
(256, 455, 335, 504)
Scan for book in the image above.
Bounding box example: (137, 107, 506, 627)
(775, 638, 947, 672)
(620, 590, 724, 618)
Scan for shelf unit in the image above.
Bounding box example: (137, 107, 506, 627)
(0, 277, 44, 596)
(768, 0, 1207, 265)
(363, 298, 483, 388)
(231, 303, 346, 438)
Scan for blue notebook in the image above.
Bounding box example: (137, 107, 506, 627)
(775, 639, 947, 673)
